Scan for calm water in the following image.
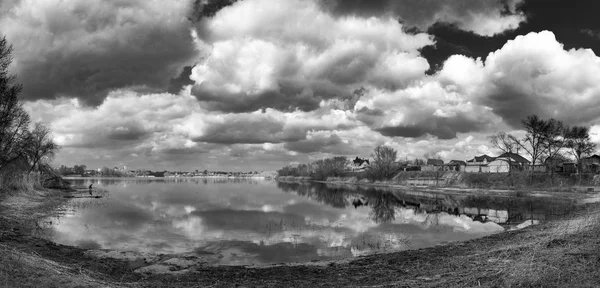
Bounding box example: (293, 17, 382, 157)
(37, 178, 574, 265)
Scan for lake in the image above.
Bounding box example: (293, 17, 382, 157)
(36, 178, 575, 266)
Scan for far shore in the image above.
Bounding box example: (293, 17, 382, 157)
(62, 175, 274, 179)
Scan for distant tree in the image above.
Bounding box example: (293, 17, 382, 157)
(413, 158, 426, 166)
(57, 165, 73, 176)
(565, 126, 597, 176)
(100, 167, 111, 177)
(369, 145, 398, 180)
(73, 165, 86, 175)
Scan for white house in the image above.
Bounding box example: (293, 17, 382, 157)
(465, 155, 494, 173)
(465, 153, 530, 173)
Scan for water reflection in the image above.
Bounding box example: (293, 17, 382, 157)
(35, 178, 574, 265)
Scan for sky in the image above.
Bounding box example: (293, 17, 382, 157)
(3, 0, 600, 171)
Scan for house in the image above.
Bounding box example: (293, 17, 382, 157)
(465, 153, 529, 173)
(443, 160, 466, 172)
(493, 152, 531, 172)
(582, 155, 600, 173)
(422, 159, 444, 172)
(348, 157, 370, 171)
(426, 159, 444, 166)
(465, 155, 494, 173)
(544, 156, 570, 173)
(563, 162, 578, 174)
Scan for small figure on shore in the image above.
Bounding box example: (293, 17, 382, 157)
(89, 183, 93, 196)
(352, 198, 369, 209)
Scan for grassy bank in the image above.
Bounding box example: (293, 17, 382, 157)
(0, 182, 128, 288)
(2, 180, 600, 287)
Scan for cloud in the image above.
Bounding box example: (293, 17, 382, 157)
(438, 31, 600, 128)
(354, 82, 501, 140)
(193, 114, 300, 144)
(190, 0, 433, 112)
(284, 132, 359, 155)
(24, 88, 365, 170)
(1, 0, 198, 105)
(320, 0, 525, 36)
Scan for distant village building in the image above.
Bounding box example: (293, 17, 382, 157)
(465, 153, 529, 173)
(544, 156, 570, 173)
(421, 159, 444, 172)
(349, 157, 370, 171)
(443, 160, 466, 172)
(563, 162, 578, 174)
(465, 155, 494, 173)
(581, 154, 600, 173)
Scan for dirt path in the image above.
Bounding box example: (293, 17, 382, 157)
(2, 188, 600, 287)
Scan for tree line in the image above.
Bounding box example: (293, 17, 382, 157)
(277, 145, 401, 181)
(490, 114, 596, 184)
(0, 36, 58, 188)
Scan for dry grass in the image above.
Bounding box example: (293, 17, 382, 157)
(0, 187, 123, 288)
(0, 243, 117, 288)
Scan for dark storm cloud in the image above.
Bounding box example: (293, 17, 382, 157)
(190, 0, 239, 21)
(167, 66, 196, 94)
(320, 0, 524, 36)
(191, 79, 353, 113)
(355, 107, 385, 126)
(284, 134, 358, 155)
(193, 116, 305, 144)
(376, 115, 486, 140)
(479, 85, 546, 128)
(1, 0, 198, 105)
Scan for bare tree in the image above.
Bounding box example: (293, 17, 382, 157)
(0, 36, 29, 171)
(489, 132, 520, 185)
(565, 126, 597, 176)
(369, 145, 398, 180)
(0, 36, 59, 179)
(23, 123, 59, 173)
(518, 115, 549, 174)
(540, 118, 566, 184)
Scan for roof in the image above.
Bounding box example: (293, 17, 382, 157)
(497, 152, 531, 164)
(426, 159, 444, 166)
(584, 154, 600, 160)
(467, 154, 495, 163)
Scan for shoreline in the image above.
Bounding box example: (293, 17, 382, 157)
(276, 176, 599, 202)
(2, 184, 600, 287)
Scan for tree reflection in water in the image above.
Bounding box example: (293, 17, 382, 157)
(277, 181, 348, 208)
(367, 192, 397, 223)
(278, 181, 400, 223)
